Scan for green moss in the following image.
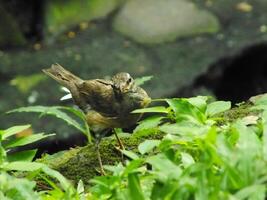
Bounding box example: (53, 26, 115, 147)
(216, 103, 259, 125)
(38, 130, 164, 185)
(36, 99, 263, 186)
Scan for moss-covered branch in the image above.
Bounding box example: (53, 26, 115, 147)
(38, 96, 262, 186)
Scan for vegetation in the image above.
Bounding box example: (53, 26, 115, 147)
(1, 95, 267, 199)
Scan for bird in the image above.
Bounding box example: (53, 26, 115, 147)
(42, 64, 151, 174)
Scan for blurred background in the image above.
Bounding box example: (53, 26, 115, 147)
(1, 0, 267, 154)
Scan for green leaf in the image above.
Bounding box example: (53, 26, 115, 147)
(56, 106, 91, 143)
(121, 150, 139, 160)
(151, 181, 178, 200)
(133, 115, 163, 137)
(123, 159, 144, 176)
(2, 125, 31, 140)
(206, 101, 231, 117)
(159, 123, 208, 138)
(250, 94, 267, 105)
(233, 121, 261, 156)
(4, 133, 55, 149)
(166, 98, 206, 124)
(180, 152, 195, 168)
(263, 122, 267, 162)
(132, 106, 169, 114)
(0, 172, 40, 200)
(7, 150, 37, 162)
(77, 180, 86, 200)
(235, 184, 265, 200)
(135, 76, 153, 86)
(187, 96, 208, 112)
(147, 154, 181, 181)
(104, 163, 125, 175)
(2, 161, 46, 171)
(41, 166, 72, 191)
(138, 140, 160, 155)
(128, 173, 145, 200)
(7, 106, 86, 136)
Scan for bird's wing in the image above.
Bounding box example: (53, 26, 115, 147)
(77, 79, 118, 116)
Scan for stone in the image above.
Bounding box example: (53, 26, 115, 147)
(113, 0, 220, 44)
(1, 0, 267, 141)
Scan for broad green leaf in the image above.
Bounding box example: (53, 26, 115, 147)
(135, 76, 153, 86)
(187, 96, 208, 112)
(42, 166, 72, 191)
(0, 172, 40, 200)
(121, 150, 139, 160)
(181, 152, 195, 168)
(77, 180, 86, 200)
(264, 123, 267, 162)
(234, 184, 265, 200)
(2, 161, 46, 171)
(151, 181, 179, 200)
(123, 159, 144, 176)
(128, 173, 145, 200)
(159, 123, 208, 138)
(250, 94, 267, 105)
(57, 106, 91, 143)
(233, 121, 261, 156)
(2, 125, 31, 140)
(7, 150, 37, 162)
(166, 98, 206, 124)
(206, 101, 231, 117)
(138, 140, 160, 155)
(147, 154, 181, 181)
(134, 115, 163, 132)
(133, 115, 163, 137)
(132, 106, 169, 114)
(7, 106, 86, 136)
(4, 133, 55, 149)
(0, 143, 6, 164)
(104, 163, 124, 175)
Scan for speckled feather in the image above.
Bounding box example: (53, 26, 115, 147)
(43, 64, 151, 133)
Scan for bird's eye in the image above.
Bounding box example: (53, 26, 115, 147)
(127, 77, 133, 84)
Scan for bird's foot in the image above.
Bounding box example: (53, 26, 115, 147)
(96, 168, 106, 176)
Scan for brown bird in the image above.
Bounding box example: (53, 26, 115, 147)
(43, 64, 151, 174)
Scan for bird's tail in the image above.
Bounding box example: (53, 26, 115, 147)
(43, 64, 88, 111)
(42, 63, 83, 88)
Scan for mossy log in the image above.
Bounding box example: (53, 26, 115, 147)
(39, 132, 163, 185)
(38, 97, 259, 186)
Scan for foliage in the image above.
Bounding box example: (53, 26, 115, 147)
(0, 124, 88, 200)
(89, 96, 267, 199)
(8, 106, 91, 143)
(4, 95, 267, 199)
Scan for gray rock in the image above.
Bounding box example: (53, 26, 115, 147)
(113, 0, 220, 44)
(1, 0, 267, 137)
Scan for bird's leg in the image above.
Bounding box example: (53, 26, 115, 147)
(113, 129, 125, 150)
(113, 129, 125, 164)
(95, 138, 106, 176)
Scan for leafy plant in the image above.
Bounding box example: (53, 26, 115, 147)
(8, 106, 91, 143)
(4, 95, 267, 199)
(0, 124, 88, 200)
(88, 96, 267, 199)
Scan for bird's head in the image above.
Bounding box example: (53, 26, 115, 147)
(111, 72, 135, 94)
